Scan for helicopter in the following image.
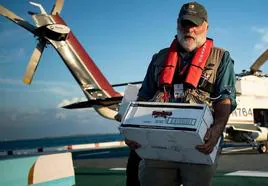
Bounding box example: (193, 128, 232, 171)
(225, 50, 268, 153)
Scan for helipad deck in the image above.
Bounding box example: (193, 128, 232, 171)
(75, 167, 268, 186)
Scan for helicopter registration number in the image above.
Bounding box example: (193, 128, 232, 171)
(231, 107, 253, 117)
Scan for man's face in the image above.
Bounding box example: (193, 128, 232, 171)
(177, 20, 208, 52)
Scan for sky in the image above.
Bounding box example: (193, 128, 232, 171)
(1, 0, 268, 140)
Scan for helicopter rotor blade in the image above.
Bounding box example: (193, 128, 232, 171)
(0, 5, 36, 34)
(62, 97, 123, 109)
(51, 0, 64, 15)
(250, 49, 268, 74)
(23, 40, 46, 84)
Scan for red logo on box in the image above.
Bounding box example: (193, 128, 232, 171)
(152, 110, 172, 118)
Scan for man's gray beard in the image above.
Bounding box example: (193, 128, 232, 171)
(177, 31, 207, 52)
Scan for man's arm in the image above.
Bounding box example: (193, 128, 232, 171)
(196, 50, 236, 154)
(196, 98, 231, 154)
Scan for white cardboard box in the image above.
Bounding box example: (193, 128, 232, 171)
(119, 101, 220, 165)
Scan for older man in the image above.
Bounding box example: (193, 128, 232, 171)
(125, 1, 237, 186)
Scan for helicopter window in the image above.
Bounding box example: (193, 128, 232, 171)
(253, 109, 268, 127)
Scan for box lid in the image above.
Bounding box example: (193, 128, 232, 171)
(121, 102, 213, 131)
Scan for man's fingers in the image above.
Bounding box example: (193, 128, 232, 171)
(196, 146, 213, 154)
(196, 128, 212, 154)
(196, 127, 221, 154)
(125, 139, 141, 150)
(134, 143, 141, 149)
(196, 142, 214, 154)
(114, 113, 122, 122)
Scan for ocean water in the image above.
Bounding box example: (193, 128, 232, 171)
(0, 133, 124, 151)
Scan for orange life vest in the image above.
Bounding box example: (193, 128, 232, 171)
(159, 38, 213, 88)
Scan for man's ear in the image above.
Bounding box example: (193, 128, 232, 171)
(205, 21, 209, 31)
(203, 24, 209, 33)
(202, 21, 209, 32)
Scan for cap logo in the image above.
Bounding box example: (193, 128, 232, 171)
(188, 4, 195, 9)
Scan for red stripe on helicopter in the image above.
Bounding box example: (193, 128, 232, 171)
(52, 15, 121, 98)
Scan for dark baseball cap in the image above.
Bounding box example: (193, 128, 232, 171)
(178, 2, 208, 26)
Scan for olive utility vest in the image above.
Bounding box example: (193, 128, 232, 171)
(151, 47, 225, 107)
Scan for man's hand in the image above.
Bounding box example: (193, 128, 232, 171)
(196, 98, 232, 154)
(114, 113, 122, 122)
(125, 139, 141, 150)
(196, 125, 221, 154)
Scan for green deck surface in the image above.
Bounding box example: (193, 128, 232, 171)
(75, 168, 268, 186)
